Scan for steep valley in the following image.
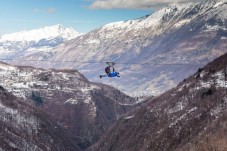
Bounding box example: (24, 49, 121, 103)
(89, 52, 227, 151)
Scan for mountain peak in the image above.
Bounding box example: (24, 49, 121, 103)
(44, 24, 65, 32)
(0, 24, 81, 42)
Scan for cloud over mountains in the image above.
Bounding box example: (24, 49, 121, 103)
(89, 0, 202, 9)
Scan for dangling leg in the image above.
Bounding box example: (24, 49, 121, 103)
(99, 74, 108, 78)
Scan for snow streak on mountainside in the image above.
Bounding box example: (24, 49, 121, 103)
(3, 0, 227, 97)
(90, 50, 227, 151)
(0, 62, 137, 149)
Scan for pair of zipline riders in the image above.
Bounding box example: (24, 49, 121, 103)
(99, 62, 120, 78)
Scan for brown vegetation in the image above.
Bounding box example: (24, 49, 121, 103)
(89, 53, 227, 151)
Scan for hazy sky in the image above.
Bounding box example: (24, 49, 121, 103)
(0, 0, 202, 34)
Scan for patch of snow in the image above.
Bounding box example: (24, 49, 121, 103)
(0, 64, 16, 71)
(80, 85, 100, 93)
(89, 101, 97, 119)
(210, 97, 227, 118)
(84, 96, 92, 104)
(87, 39, 100, 44)
(214, 71, 227, 88)
(64, 98, 79, 105)
(199, 81, 212, 89)
(124, 115, 135, 120)
(213, 1, 225, 8)
(0, 102, 18, 114)
(174, 19, 191, 28)
(210, 107, 221, 119)
(204, 24, 224, 31)
(157, 129, 163, 134)
(169, 107, 197, 128)
(195, 70, 226, 91)
(168, 100, 188, 114)
(178, 83, 192, 92)
(200, 71, 206, 78)
(12, 83, 29, 89)
(188, 107, 197, 113)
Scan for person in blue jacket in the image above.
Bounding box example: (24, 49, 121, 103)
(99, 66, 120, 78)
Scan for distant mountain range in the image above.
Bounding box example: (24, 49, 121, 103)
(1, 0, 227, 97)
(89, 46, 227, 151)
(0, 62, 137, 149)
(0, 24, 80, 42)
(0, 24, 82, 60)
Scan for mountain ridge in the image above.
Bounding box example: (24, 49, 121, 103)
(0, 85, 81, 151)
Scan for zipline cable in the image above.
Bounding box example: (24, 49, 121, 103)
(0, 58, 211, 66)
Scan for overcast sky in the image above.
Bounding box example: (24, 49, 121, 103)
(0, 0, 203, 34)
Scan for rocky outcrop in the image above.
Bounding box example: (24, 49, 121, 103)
(0, 86, 81, 151)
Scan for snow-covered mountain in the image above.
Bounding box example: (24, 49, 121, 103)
(90, 50, 227, 151)
(0, 24, 80, 42)
(4, 0, 227, 97)
(0, 61, 137, 149)
(0, 24, 82, 60)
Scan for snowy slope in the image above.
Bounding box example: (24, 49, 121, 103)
(100, 2, 194, 32)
